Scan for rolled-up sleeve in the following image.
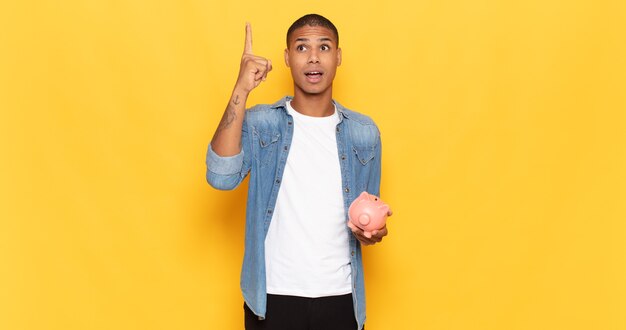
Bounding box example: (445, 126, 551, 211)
(205, 112, 253, 190)
(206, 144, 245, 190)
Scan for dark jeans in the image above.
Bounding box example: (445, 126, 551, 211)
(244, 294, 360, 330)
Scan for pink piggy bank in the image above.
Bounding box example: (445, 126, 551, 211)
(348, 191, 390, 232)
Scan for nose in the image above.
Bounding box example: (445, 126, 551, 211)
(308, 50, 320, 64)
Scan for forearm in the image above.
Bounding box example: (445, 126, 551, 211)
(210, 86, 249, 156)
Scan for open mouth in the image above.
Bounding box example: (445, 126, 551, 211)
(305, 71, 323, 82)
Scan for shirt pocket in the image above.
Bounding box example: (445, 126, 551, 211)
(253, 129, 281, 168)
(352, 144, 376, 165)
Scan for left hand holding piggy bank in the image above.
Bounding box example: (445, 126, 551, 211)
(348, 192, 393, 246)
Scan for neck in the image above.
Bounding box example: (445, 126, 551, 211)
(290, 87, 335, 117)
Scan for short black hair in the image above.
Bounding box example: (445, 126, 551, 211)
(286, 14, 339, 48)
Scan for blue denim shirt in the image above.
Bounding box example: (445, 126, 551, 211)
(206, 96, 381, 330)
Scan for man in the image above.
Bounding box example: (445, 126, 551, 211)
(206, 14, 390, 330)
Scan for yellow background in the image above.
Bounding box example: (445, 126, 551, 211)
(1, 0, 625, 329)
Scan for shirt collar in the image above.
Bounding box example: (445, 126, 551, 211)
(270, 96, 349, 121)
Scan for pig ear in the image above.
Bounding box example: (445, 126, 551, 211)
(359, 191, 369, 199)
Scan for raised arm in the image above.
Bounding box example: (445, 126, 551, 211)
(210, 23, 273, 156)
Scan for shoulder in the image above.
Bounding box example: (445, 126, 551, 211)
(335, 101, 377, 127)
(336, 101, 380, 139)
(335, 101, 381, 149)
(244, 97, 289, 124)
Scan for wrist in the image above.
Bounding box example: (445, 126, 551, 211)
(232, 83, 252, 98)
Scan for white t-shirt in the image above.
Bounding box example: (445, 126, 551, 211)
(264, 101, 352, 297)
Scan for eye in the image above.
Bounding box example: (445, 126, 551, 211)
(296, 45, 307, 52)
(320, 45, 330, 51)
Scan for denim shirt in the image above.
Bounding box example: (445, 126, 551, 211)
(206, 96, 381, 330)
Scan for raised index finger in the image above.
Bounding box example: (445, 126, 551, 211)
(244, 22, 253, 54)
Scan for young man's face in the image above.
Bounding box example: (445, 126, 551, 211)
(285, 25, 342, 96)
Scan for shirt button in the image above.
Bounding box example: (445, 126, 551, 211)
(267, 210, 273, 214)
(345, 188, 350, 193)
(283, 146, 288, 151)
(336, 127, 340, 132)
(341, 155, 346, 160)
(288, 121, 292, 125)
(275, 179, 281, 184)
(351, 251, 355, 256)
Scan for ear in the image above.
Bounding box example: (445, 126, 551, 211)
(284, 48, 290, 67)
(337, 47, 342, 66)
